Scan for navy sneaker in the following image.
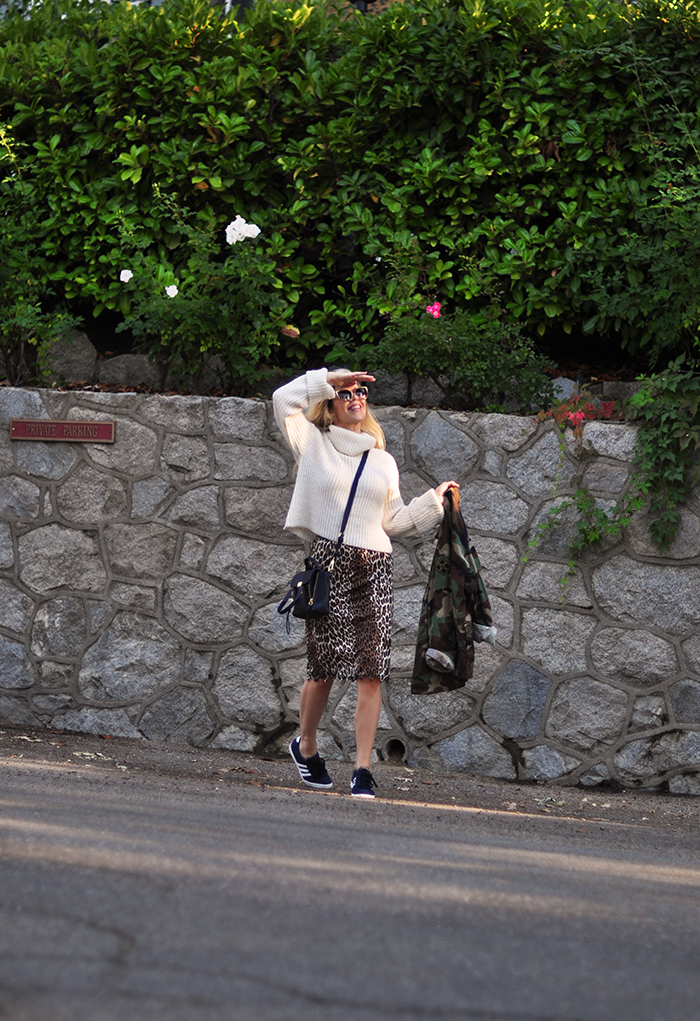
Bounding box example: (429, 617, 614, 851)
(351, 767, 378, 799)
(289, 737, 333, 790)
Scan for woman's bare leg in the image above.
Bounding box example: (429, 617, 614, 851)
(355, 677, 382, 769)
(299, 678, 333, 759)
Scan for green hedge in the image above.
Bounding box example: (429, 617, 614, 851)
(1, 0, 700, 370)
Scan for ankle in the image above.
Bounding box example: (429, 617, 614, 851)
(300, 740, 317, 759)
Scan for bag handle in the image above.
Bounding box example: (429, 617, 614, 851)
(329, 449, 369, 569)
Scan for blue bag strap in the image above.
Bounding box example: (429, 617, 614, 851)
(330, 450, 369, 566)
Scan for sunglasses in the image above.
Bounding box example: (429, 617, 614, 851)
(334, 387, 369, 401)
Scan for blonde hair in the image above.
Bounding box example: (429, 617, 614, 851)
(307, 380, 386, 450)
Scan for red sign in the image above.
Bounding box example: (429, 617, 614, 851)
(10, 419, 115, 443)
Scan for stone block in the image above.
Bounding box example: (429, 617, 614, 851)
(213, 646, 281, 728)
(551, 377, 578, 401)
(180, 533, 207, 570)
(184, 650, 212, 685)
(206, 537, 292, 599)
(389, 644, 415, 673)
(82, 415, 158, 476)
(392, 585, 424, 643)
(210, 397, 267, 440)
(411, 377, 446, 407)
(278, 656, 307, 714)
(578, 763, 611, 787)
(670, 680, 700, 724)
(139, 395, 206, 432)
(581, 461, 630, 494)
(467, 645, 505, 694)
(516, 562, 591, 608)
(371, 373, 409, 407)
(491, 596, 514, 645)
(30, 597, 87, 657)
(87, 600, 112, 634)
(668, 773, 700, 796)
(160, 434, 211, 482)
(409, 412, 479, 484)
(213, 444, 288, 483)
(507, 431, 575, 497)
(52, 707, 142, 739)
(166, 486, 220, 529)
(56, 464, 128, 524)
(614, 730, 700, 782)
(99, 353, 162, 388)
(626, 507, 700, 560)
(248, 601, 305, 653)
(526, 498, 585, 559)
(431, 725, 516, 779)
(0, 523, 13, 568)
(110, 583, 157, 611)
(0, 579, 34, 635)
(36, 660, 74, 689)
(164, 575, 248, 644)
(19, 525, 107, 594)
(131, 478, 174, 519)
(41, 330, 98, 385)
(0, 388, 48, 423)
(521, 746, 580, 781)
(105, 522, 178, 580)
(78, 612, 181, 703)
(0, 476, 41, 519)
(631, 695, 667, 731)
(590, 628, 678, 688)
(387, 684, 475, 738)
(373, 414, 406, 468)
(546, 678, 628, 749)
(209, 726, 258, 751)
(592, 556, 700, 636)
(482, 450, 503, 477)
(15, 442, 78, 480)
(482, 661, 551, 740)
(223, 485, 296, 540)
(471, 413, 537, 452)
(138, 687, 213, 745)
(33, 694, 71, 715)
(0, 635, 34, 689)
(683, 634, 700, 673)
(581, 421, 637, 460)
(461, 481, 529, 534)
(522, 608, 596, 675)
(0, 695, 39, 727)
(392, 544, 415, 584)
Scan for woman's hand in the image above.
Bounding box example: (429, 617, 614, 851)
(435, 481, 460, 504)
(326, 370, 376, 389)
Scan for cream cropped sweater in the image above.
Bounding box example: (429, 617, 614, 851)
(273, 369, 443, 553)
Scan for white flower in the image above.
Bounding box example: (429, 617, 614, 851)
(226, 215, 261, 245)
(119, 269, 133, 283)
(165, 285, 178, 298)
(375, 256, 382, 262)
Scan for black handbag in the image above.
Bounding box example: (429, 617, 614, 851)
(277, 450, 369, 632)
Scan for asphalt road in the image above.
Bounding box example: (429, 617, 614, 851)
(1, 730, 700, 1021)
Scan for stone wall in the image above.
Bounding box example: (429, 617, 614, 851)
(1, 385, 700, 792)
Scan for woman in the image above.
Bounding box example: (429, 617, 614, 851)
(273, 368, 458, 799)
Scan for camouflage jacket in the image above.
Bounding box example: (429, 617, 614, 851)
(411, 488, 495, 695)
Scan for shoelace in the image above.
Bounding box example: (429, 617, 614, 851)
(307, 753, 328, 779)
(355, 768, 377, 791)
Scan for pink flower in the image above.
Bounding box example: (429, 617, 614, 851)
(568, 411, 586, 426)
(426, 302, 441, 318)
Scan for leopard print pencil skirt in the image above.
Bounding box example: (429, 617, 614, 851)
(306, 536, 393, 684)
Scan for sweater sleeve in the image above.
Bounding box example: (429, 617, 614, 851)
(272, 368, 335, 461)
(382, 459, 443, 538)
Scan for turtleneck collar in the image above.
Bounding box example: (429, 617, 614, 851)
(328, 425, 376, 456)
